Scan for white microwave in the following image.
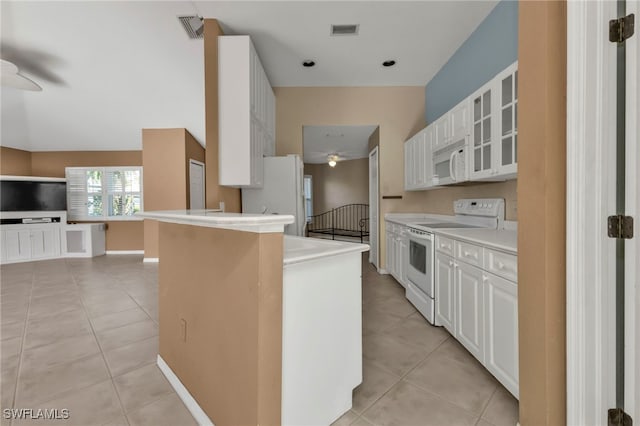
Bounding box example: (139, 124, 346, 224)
(432, 138, 468, 185)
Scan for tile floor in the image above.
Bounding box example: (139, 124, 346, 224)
(1, 253, 518, 426)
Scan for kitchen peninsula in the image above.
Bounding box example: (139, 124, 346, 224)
(137, 210, 369, 426)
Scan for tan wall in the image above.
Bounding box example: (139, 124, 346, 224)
(517, 1, 566, 424)
(29, 150, 143, 251)
(142, 128, 191, 259)
(275, 86, 517, 267)
(159, 222, 282, 425)
(203, 20, 242, 213)
(0, 146, 32, 176)
(304, 158, 369, 215)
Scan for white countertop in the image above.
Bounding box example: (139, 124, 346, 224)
(434, 228, 517, 254)
(136, 210, 294, 233)
(284, 236, 369, 266)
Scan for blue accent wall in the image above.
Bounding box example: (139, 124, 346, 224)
(425, 0, 518, 124)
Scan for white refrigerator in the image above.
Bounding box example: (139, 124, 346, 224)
(241, 155, 305, 236)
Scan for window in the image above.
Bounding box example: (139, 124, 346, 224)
(65, 167, 143, 221)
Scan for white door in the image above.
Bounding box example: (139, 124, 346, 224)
(456, 261, 484, 363)
(435, 252, 456, 335)
(484, 272, 519, 399)
(189, 160, 205, 210)
(369, 147, 379, 268)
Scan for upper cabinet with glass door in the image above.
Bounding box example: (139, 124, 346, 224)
(496, 62, 518, 178)
(469, 60, 518, 181)
(470, 80, 496, 180)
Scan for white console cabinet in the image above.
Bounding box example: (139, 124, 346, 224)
(1, 212, 108, 264)
(1, 211, 66, 264)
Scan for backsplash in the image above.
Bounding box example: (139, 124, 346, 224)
(384, 179, 517, 221)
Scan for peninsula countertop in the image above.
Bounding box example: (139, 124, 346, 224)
(284, 236, 369, 266)
(137, 209, 294, 233)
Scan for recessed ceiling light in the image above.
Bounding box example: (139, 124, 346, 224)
(302, 60, 316, 68)
(382, 60, 396, 67)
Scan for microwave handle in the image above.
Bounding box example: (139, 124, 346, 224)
(449, 150, 458, 182)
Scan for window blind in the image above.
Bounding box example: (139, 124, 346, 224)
(65, 167, 143, 221)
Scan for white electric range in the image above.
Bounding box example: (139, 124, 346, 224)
(405, 199, 505, 324)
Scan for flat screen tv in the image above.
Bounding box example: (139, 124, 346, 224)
(1, 180, 67, 212)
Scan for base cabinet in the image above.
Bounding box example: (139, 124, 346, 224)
(434, 236, 519, 398)
(484, 272, 519, 398)
(456, 261, 485, 363)
(435, 252, 455, 334)
(385, 222, 409, 288)
(1, 225, 61, 263)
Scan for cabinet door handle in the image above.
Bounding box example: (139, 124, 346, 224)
(448, 260, 454, 266)
(497, 261, 505, 269)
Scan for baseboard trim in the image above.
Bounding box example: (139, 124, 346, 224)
(105, 250, 144, 255)
(143, 258, 159, 263)
(157, 355, 213, 426)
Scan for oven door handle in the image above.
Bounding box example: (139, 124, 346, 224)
(408, 229, 433, 240)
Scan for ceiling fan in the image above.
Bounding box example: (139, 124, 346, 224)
(1, 59, 42, 91)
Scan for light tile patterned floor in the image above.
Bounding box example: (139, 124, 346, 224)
(1, 254, 518, 426)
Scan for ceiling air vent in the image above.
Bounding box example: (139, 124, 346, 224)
(178, 15, 204, 39)
(331, 24, 359, 36)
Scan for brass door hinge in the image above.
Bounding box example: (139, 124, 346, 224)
(608, 408, 632, 426)
(610, 13, 635, 43)
(608, 215, 634, 239)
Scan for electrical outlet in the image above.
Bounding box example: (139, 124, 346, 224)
(180, 319, 187, 342)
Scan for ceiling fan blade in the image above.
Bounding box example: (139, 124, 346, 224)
(1, 72, 42, 91)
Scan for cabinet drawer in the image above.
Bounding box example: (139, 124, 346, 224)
(455, 241, 483, 267)
(484, 249, 517, 282)
(435, 235, 454, 256)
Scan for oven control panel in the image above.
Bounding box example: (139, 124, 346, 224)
(454, 198, 505, 218)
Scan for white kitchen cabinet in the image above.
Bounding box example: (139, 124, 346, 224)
(404, 129, 434, 191)
(219, 35, 276, 188)
(433, 114, 450, 150)
(398, 230, 409, 288)
(403, 138, 414, 191)
(469, 80, 497, 181)
(496, 62, 518, 178)
(435, 252, 456, 335)
(384, 221, 408, 288)
(385, 229, 395, 275)
(456, 261, 485, 363)
(484, 272, 519, 398)
(450, 98, 471, 144)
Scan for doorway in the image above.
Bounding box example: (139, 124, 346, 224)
(369, 146, 379, 268)
(189, 159, 205, 210)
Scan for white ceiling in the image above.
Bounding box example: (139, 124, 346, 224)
(303, 125, 377, 164)
(0, 1, 498, 152)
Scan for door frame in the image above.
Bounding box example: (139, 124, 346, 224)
(566, 1, 635, 423)
(624, 0, 639, 418)
(188, 159, 206, 210)
(369, 146, 379, 269)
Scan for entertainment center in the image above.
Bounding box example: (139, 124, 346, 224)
(0, 176, 105, 264)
